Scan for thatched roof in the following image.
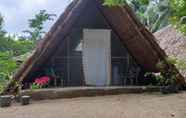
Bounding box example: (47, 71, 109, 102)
(8, 0, 185, 88)
(154, 26, 186, 78)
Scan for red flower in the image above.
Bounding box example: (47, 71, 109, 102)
(34, 76, 51, 86)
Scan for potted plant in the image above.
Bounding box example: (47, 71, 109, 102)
(159, 69, 179, 94)
(0, 95, 12, 107)
(21, 95, 30, 105)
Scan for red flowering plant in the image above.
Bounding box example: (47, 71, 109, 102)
(31, 76, 51, 90)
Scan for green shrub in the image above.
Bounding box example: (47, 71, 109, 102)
(0, 51, 17, 93)
(156, 57, 180, 86)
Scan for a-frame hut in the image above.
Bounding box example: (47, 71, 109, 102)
(10, 0, 184, 89)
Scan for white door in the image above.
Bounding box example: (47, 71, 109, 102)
(83, 29, 111, 86)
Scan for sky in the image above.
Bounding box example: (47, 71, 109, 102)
(0, 0, 72, 35)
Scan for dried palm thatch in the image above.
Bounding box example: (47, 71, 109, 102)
(154, 26, 186, 78)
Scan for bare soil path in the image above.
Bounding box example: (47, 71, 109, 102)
(1, 92, 186, 118)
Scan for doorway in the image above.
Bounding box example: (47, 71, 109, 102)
(83, 29, 111, 86)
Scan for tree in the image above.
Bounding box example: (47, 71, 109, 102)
(0, 51, 17, 92)
(0, 13, 34, 92)
(0, 10, 57, 92)
(143, 0, 171, 32)
(23, 10, 56, 41)
(0, 35, 34, 56)
(104, 0, 170, 32)
(104, 0, 186, 34)
(104, 0, 149, 6)
(0, 13, 6, 37)
(104, 0, 126, 6)
(170, 0, 186, 34)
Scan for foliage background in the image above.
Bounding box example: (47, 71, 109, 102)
(104, 0, 186, 34)
(0, 10, 55, 92)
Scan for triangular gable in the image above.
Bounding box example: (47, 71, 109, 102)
(11, 0, 185, 87)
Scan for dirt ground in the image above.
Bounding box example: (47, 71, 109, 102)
(1, 92, 186, 118)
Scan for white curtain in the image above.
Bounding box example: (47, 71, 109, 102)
(83, 29, 111, 86)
